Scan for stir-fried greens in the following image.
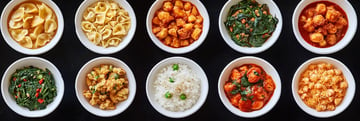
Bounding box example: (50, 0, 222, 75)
(225, 0, 278, 47)
(9, 66, 57, 110)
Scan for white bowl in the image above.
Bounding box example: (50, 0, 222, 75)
(75, 0, 136, 54)
(218, 56, 281, 118)
(75, 57, 136, 117)
(219, 0, 283, 54)
(1, 57, 65, 118)
(146, 0, 210, 54)
(0, 0, 64, 55)
(146, 57, 208, 118)
(292, 0, 357, 54)
(291, 57, 355, 118)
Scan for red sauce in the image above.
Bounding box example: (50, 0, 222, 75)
(223, 64, 275, 112)
(298, 1, 348, 48)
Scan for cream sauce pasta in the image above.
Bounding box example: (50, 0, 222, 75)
(81, 0, 131, 48)
(8, 1, 58, 49)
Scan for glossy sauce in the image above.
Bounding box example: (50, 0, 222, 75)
(298, 1, 348, 48)
(8, 1, 58, 49)
(224, 64, 275, 112)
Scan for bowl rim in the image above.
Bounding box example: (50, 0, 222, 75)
(145, 56, 209, 118)
(217, 56, 281, 118)
(1, 56, 65, 118)
(74, 56, 137, 117)
(292, 0, 357, 54)
(0, 0, 64, 55)
(218, 0, 283, 54)
(74, 0, 137, 55)
(291, 56, 356, 118)
(146, 0, 210, 54)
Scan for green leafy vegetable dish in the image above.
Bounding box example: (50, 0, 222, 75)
(9, 66, 57, 110)
(224, 0, 278, 47)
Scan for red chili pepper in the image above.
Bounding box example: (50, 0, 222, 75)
(48, 72, 51, 75)
(35, 92, 39, 98)
(39, 79, 44, 84)
(13, 77, 16, 81)
(18, 84, 21, 88)
(36, 88, 40, 92)
(37, 99, 44, 104)
(15, 96, 18, 99)
(23, 79, 27, 82)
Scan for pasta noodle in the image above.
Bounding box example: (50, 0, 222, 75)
(21, 3, 38, 14)
(81, 0, 131, 48)
(7, 1, 58, 49)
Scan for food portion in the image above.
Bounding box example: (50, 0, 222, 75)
(298, 63, 347, 111)
(83, 64, 129, 110)
(81, 0, 131, 48)
(224, 64, 275, 112)
(8, 1, 58, 49)
(224, 0, 278, 47)
(153, 64, 201, 112)
(152, 0, 203, 48)
(299, 2, 348, 48)
(9, 66, 57, 110)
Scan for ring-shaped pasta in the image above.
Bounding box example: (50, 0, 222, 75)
(81, 21, 96, 33)
(102, 29, 112, 40)
(83, 10, 96, 21)
(94, 2, 109, 13)
(107, 37, 121, 46)
(112, 24, 126, 36)
(87, 31, 102, 45)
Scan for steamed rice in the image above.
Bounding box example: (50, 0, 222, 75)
(153, 63, 201, 112)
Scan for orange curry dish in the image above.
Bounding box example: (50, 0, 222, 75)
(299, 1, 348, 48)
(224, 64, 275, 112)
(152, 0, 203, 48)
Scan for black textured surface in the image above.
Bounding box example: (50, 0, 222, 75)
(0, 0, 359, 121)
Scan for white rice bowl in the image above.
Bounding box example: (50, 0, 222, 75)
(153, 63, 200, 112)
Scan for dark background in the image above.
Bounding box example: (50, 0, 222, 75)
(0, 0, 359, 121)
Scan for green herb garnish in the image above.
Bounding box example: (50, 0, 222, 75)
(172, 64, 179, 71)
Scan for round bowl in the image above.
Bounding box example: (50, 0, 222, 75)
(0, 0, 64, 55)
(1, 57, 64, 118)
(291, 57, 355, 118)
(218, 56, 281, 118)
(146, 57, 208, 118)
(146, 0, 210, 54)
(219, 0, 283, 54)
(292, 0, 357, 54)
(75, 57, 136, 117)
(75, 0, 137, 54)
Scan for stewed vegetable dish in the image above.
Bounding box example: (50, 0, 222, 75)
(299, 1, 348, 48)
(9, 66, 57, 110)
(224, 64, 275, 112)
(224, 0, 278, 47)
